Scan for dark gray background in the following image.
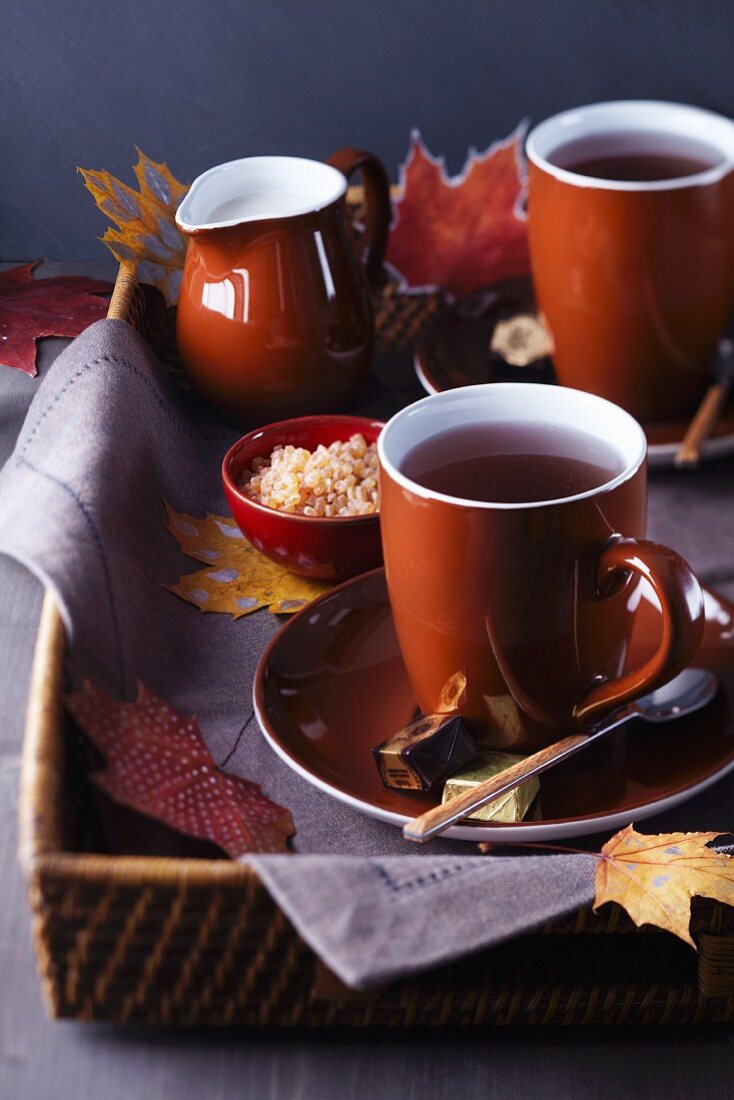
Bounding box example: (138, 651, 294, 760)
(4, 3, 734, 1096)
(3, 0, 734, 260)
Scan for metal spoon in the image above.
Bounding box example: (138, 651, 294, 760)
(403, 668, 719, 843)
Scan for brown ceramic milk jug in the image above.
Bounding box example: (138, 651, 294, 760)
(175, 151, 391, 425)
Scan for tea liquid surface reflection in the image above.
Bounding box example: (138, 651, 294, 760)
(550, 132, 722, 182)
(402, 422, 624, 504)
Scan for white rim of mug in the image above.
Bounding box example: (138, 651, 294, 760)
(377, 382, 647, 511)
(526, 99, 734, 191)
(176, 155, 348, 231)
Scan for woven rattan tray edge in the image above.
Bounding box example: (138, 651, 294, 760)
(15, 264, 734, 1024)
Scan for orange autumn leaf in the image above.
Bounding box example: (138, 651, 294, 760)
(385, 126, 530, 298)
(165, 501, 331, 616)
(79, 149, 189, 305)
(66, 680, 294, 855)
(594, 825, 734, 948)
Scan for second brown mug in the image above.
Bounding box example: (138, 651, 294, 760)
(526, 101, 734, 424)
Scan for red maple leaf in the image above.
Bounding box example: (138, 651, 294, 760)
(385, 127, 530, 298)
(65, 681, 294, 856)
(0, 261, 111, 376)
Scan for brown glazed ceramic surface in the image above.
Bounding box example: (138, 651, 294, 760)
(378, 384, 704, 752)
(526, 102, 734, 424)
(176, 151, 390, 426)
(255, 569, 734, 830)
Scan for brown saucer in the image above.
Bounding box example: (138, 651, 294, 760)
(414, 278, 734, 470)
(254, 569, 734, 842)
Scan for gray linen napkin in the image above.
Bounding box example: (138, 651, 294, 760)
(1, 319, 732, 988)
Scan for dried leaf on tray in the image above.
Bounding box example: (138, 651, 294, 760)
(385, 126, 530, 298)
(65, 680, 294, 855)
(594, 825, 734, 947)
(79, 149, 189, 305)
(0, 262, 111, 376)
(165, 501, 331, 616)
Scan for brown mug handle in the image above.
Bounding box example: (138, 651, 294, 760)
(327, 148, 391, 286)
(573, 537, 705, 725)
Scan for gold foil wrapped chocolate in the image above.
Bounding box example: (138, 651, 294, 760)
(373, 713, 478, 791)
(490, 313, 554, 367)
(441, 751, 539, 822)
(437, 670, 467, 713)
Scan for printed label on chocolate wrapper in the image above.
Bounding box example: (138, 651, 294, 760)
(372, 713, 479, 791)
(373, 714, 452, 791)
(377, 713, 448, 754)
(375, 751, 424, 791)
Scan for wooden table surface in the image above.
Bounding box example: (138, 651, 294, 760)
(1, 265, 733, 1100)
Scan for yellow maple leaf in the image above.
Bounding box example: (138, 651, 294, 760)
(165, 501, 331, 617)
(78, 149, 189, 305)
(594, 825, 734, 948)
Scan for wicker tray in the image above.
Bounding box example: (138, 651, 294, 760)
(17, 266, 734, 1026)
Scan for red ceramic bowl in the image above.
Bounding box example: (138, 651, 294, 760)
(222, 415, 384, 582)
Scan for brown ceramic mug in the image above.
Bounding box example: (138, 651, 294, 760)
(175, 151, 391, 425)
(526, 101, 734, 424)
(378, 383, 705, 752)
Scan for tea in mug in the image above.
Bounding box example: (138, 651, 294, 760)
(402, 421, 624, 504)
(550, 132, 722, 182)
